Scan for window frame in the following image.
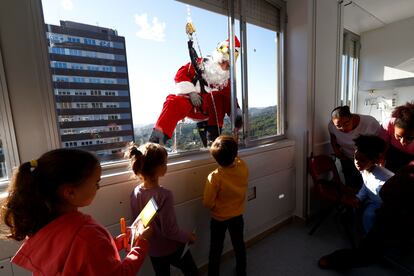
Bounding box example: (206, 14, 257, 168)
(240, 21, 286, 147)
(0, 48, 20, 189)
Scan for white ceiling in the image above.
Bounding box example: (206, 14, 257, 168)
(343, 0, 414, 34)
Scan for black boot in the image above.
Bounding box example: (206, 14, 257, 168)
(207, 125, 221, 146)
(196, 121, 208, 147)
(149, 128, 169, 145)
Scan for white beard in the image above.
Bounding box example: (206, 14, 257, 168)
(202, 57, 229, 89)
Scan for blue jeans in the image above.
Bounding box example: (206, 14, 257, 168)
(361, 200, 382, 234)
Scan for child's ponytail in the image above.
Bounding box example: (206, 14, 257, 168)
(1, 149, 99, 241)
(127, 142, 144, 176)
(126, 142, 167, 179)
(2, 161, 53, 240)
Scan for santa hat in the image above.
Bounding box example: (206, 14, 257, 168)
(213, 36, 240, 63)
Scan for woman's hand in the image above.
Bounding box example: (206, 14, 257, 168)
(131, 220, 152, 247)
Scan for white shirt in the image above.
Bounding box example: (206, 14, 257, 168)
(361, 166, 394, 197)
(328, 114, 381, 159)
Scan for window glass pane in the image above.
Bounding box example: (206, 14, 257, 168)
(246, 23, 279, 139)
(340, 55, 347, 106)
(341, 30, 360, 111)
(41, 0, 241, 158)
(217, 19, 241, 139)
(348, 56, 358, 107)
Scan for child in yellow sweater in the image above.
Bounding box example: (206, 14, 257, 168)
(203, 135, 249, 276)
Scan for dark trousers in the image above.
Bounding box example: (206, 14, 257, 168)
(150, 245, 199, 276)
(340, 158, 363, 190)
(208, 215, 246, 276)
(320, 211, 414, 269)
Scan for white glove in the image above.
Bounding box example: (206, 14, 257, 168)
(189, 92, 202, 107)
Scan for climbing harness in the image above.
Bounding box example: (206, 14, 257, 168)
(185, 5, 222, 143)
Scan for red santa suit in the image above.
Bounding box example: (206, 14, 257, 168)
(151, 37, 241, 141)
(153, 58, 232, 139)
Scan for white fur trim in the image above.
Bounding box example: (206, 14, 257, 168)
(195, 81, 212, 93)
(176, 81, 196, 95)
(212, 50, 226, 63)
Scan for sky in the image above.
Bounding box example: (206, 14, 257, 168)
(41, 0, 277, 125)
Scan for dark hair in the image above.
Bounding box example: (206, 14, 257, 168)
(210, 135, 238, 167)
(1, 149, 99, 241)
(331, 105, 352, 119)
(392, 102, 414, 130)
(354, 135, 386, 161)
(126, 142, 167, 179)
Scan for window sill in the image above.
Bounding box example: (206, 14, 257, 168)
(0, 139, 295, 193)
(99, 139, 295, 187)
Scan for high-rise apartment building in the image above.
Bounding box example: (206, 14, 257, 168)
(46, 21, 134, 162)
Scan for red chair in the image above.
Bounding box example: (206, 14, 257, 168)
(308, 154, 358, 246)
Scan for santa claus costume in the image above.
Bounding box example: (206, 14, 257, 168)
(149, 37, 242, 146)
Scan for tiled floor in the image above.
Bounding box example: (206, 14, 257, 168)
(200, 214, 413, 276)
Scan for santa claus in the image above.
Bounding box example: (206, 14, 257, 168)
(149, 36, 242, 146)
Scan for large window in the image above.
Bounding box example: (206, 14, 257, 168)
(18, 0, 285, 164)
(246, 23, 279, 139)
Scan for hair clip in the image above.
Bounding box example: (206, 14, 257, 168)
(30, 159, 38, 169)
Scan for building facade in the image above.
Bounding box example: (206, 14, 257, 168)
(46, 21, 134, 162)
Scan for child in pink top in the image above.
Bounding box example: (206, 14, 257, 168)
(381, 102, 414, 172)
(1, 149, 149, 276)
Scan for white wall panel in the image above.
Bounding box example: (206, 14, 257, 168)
(244, 168, 294, 238)
(161, 162, 216, 204)
(10, 265, 30, 276)
(0, 259, 13, 276)
(0, 240, 22, 261)
(243, 145, 294, 180)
